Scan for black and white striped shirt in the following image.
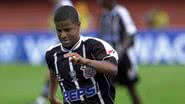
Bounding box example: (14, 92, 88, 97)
(99, 5, 137, 51)
(45, 36, 118, 104)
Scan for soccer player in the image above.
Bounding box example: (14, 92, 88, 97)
(97, 0, 142, 104)
(31, 1, 73, 104)
(46, 6, 118, 104)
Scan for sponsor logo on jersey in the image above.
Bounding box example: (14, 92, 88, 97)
(108, 50, 114, 54)
(64, 86, 97, 101)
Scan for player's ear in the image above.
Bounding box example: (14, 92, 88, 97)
(74, 21, 80, 27)
(77, 21, 81, 26)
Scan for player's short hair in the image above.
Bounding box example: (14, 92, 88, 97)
(54, 6, 80, 23)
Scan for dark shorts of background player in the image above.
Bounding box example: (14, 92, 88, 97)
(116, 53, 139, 86)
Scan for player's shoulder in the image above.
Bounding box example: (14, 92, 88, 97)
(114, 5, 129, 15)
(81, 36, 109, 45)
(45, 43, 61, 56)
(81, 36, 114, 49)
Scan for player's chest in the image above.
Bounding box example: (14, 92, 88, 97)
(55, 49, 93, 78)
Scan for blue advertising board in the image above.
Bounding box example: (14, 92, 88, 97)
(0, 30, 185, 65)
(0, 31, 57, 65)
(132, 30, 185, 65)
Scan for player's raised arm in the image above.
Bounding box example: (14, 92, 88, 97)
(64, 52, 118, 75)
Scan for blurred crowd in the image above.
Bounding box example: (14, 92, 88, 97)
(0, 0, 185, 31)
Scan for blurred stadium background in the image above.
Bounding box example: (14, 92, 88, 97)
(0, 0, 185, 104)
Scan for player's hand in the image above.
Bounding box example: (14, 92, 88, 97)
(64, 52, 88, 64)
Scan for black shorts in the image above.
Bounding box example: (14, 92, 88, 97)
(116, 53, 139, 86)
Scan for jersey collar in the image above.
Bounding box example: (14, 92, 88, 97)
(60, 36, 82, 52)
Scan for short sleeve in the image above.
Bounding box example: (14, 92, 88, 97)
(45, 51, 55, 73)
(89, 38, 118, 65)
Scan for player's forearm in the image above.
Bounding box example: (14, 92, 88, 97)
(84, 59, 117, 75)
(49, 71, 59, 102)
(64, 53, 117, 75)
(49, 81, 62, 104)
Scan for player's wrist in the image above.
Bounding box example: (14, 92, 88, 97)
(48, 96, 56, 102)
(82, 58, 90, 65)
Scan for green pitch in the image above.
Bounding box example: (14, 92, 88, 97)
(0, 64, 185, 104)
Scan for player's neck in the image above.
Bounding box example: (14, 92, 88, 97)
(63, 38, 80, 50)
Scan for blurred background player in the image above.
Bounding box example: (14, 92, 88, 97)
(31, 0, 73, 104)
(97, 0, 142, 104)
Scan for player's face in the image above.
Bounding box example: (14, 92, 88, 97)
(55, 20, 80, 49)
